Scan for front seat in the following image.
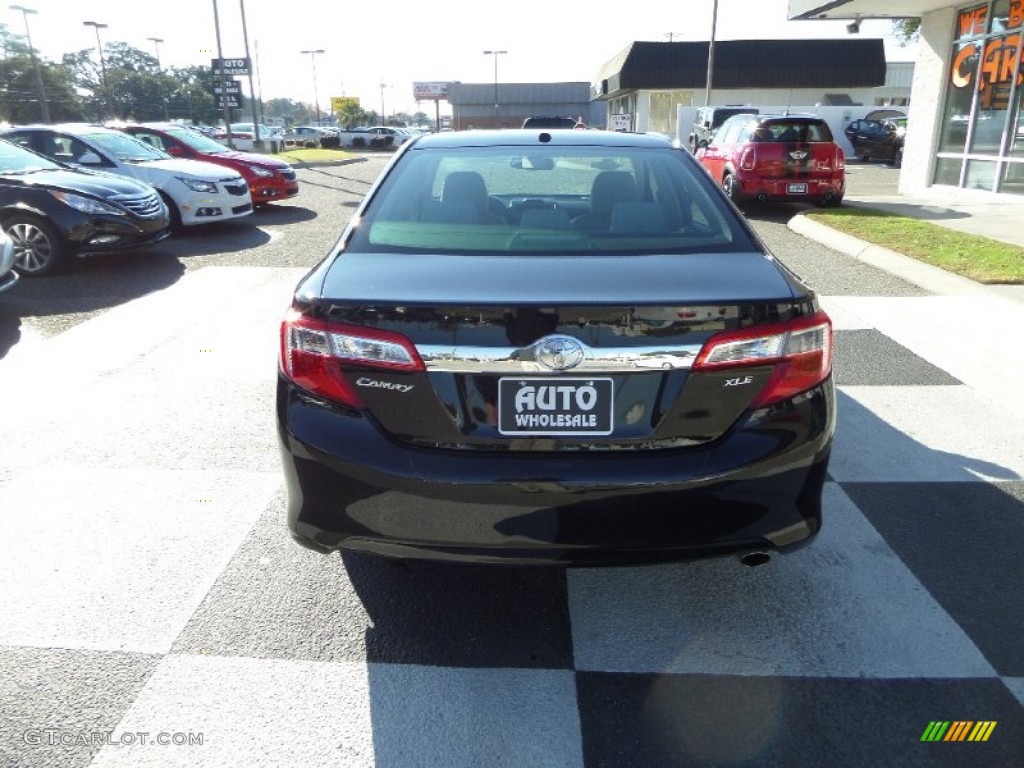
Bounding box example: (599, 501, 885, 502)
(572, 172, 638, 231)
(422, 171, 503, 224)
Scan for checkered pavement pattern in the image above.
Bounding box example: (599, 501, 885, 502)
(1, 265, 1022, 768)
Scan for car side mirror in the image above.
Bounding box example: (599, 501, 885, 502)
(166, 145, 185, 157)
(76, 151, 103, 166)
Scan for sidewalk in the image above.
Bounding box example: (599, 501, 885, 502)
(789, 190, 1024, 306)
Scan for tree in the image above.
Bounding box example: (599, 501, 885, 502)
(0, 25, 82, 122)
(336, 100, 368, 129)
(892, 18, 921, 46)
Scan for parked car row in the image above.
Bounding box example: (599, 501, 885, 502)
(0, 122, 300, 278)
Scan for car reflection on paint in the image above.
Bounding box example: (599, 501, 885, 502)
(277, 129, 836, 566)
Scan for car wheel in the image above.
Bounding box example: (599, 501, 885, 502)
(893, 146, 903, 168)
(5, 214, 65, 276)
(158, 192, 183, 230)
(722, 173, 741, 203)
(859, 151, 871, 163)
(689, 137, 698, 154)
(819, 192, 844, 208)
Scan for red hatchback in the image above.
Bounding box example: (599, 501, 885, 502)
(696, 114, 844, 207)
(118, 123, 299, 206)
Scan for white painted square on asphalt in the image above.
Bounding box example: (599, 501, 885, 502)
(831, 385, 1024, 482)
(87, 655, 583, 768)
(0, 468, 279, 654)
(817, 296, 874, 330)
(88, 655, 374, 768)
(827, 295, 1024, 420)
(567, 483, 995, 678)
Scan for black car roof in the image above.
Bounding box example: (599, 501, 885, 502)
(411, 129, 679, 149)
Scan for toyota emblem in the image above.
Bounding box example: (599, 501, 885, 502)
(534, 335, 585, 371)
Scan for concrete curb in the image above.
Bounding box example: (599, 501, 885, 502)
(284, 156, 369, 169)
(787, 211, 1006, 299)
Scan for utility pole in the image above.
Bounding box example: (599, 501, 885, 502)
(239, 0, 263, 150)
(211, 0, 233, 147)
(705, 0, 719, 107)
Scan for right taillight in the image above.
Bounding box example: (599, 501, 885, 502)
(279, 310, 424, 407)
(836, 146, 846, 170)
(694, 311, 833, 408)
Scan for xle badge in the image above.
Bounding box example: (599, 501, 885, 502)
(724, 375, 754, 387)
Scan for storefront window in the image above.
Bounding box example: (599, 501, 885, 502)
(935, 2, 1024, 193)
(965, 158, 1000, 188)
(934, 157, 965, 185)
(648, 91, 691, 138)
(939, 41, 980, 152)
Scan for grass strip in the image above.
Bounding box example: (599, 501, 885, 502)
(805, 205, 1024, 284)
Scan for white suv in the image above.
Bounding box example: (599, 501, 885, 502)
(0, 124, 253, 228)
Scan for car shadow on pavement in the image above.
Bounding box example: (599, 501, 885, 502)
(251, 204, 318, 225)
(0, 253, 185, 358)
(148, 221, 274, 260)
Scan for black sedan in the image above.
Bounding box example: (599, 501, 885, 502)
(277, 130, 836, 565)
(844, 118, 906, 166)
(0, 138, 170, 276)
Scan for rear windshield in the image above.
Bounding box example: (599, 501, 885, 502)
(522, 117, 578, 129)
(345, 145, 756, 256)
(745, 120, 834, 143)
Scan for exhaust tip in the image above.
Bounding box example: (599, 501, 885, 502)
(756, 192, 768, 203)
(738, 550, 773, 568)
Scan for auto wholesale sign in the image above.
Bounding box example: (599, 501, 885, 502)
(211, 58, 250, 76)
(413, 82, 449, 101)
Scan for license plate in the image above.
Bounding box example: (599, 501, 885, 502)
(787, 183, 808, 194)
(498, 377, 613, 436)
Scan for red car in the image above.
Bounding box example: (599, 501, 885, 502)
(118, 123, 299, 206)
(696, 114, 845, 207)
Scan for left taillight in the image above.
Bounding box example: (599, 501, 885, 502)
(693, 311, 833, 408)
(279, 310, 424, 408)
(739, 147, 756, 171)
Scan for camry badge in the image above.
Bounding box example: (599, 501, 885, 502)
(534, 335, 585, 371)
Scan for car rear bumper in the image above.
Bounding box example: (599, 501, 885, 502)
(736, 175, 845, 203)
(277, 376, 836, 565)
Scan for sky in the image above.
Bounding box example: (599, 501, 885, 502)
(8, 0, 916, 117)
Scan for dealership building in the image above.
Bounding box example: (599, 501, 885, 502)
(790, 1, 1024, 197)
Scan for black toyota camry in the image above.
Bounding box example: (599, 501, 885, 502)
(277, 129, 835, 565)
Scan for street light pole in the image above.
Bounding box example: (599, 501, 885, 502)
(300, 49, 324, 125)
(82, 20, 109, 119)
(10, 5, 49, 122)
(483, 50, 506, 128)
(147, 36, 169, 120)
